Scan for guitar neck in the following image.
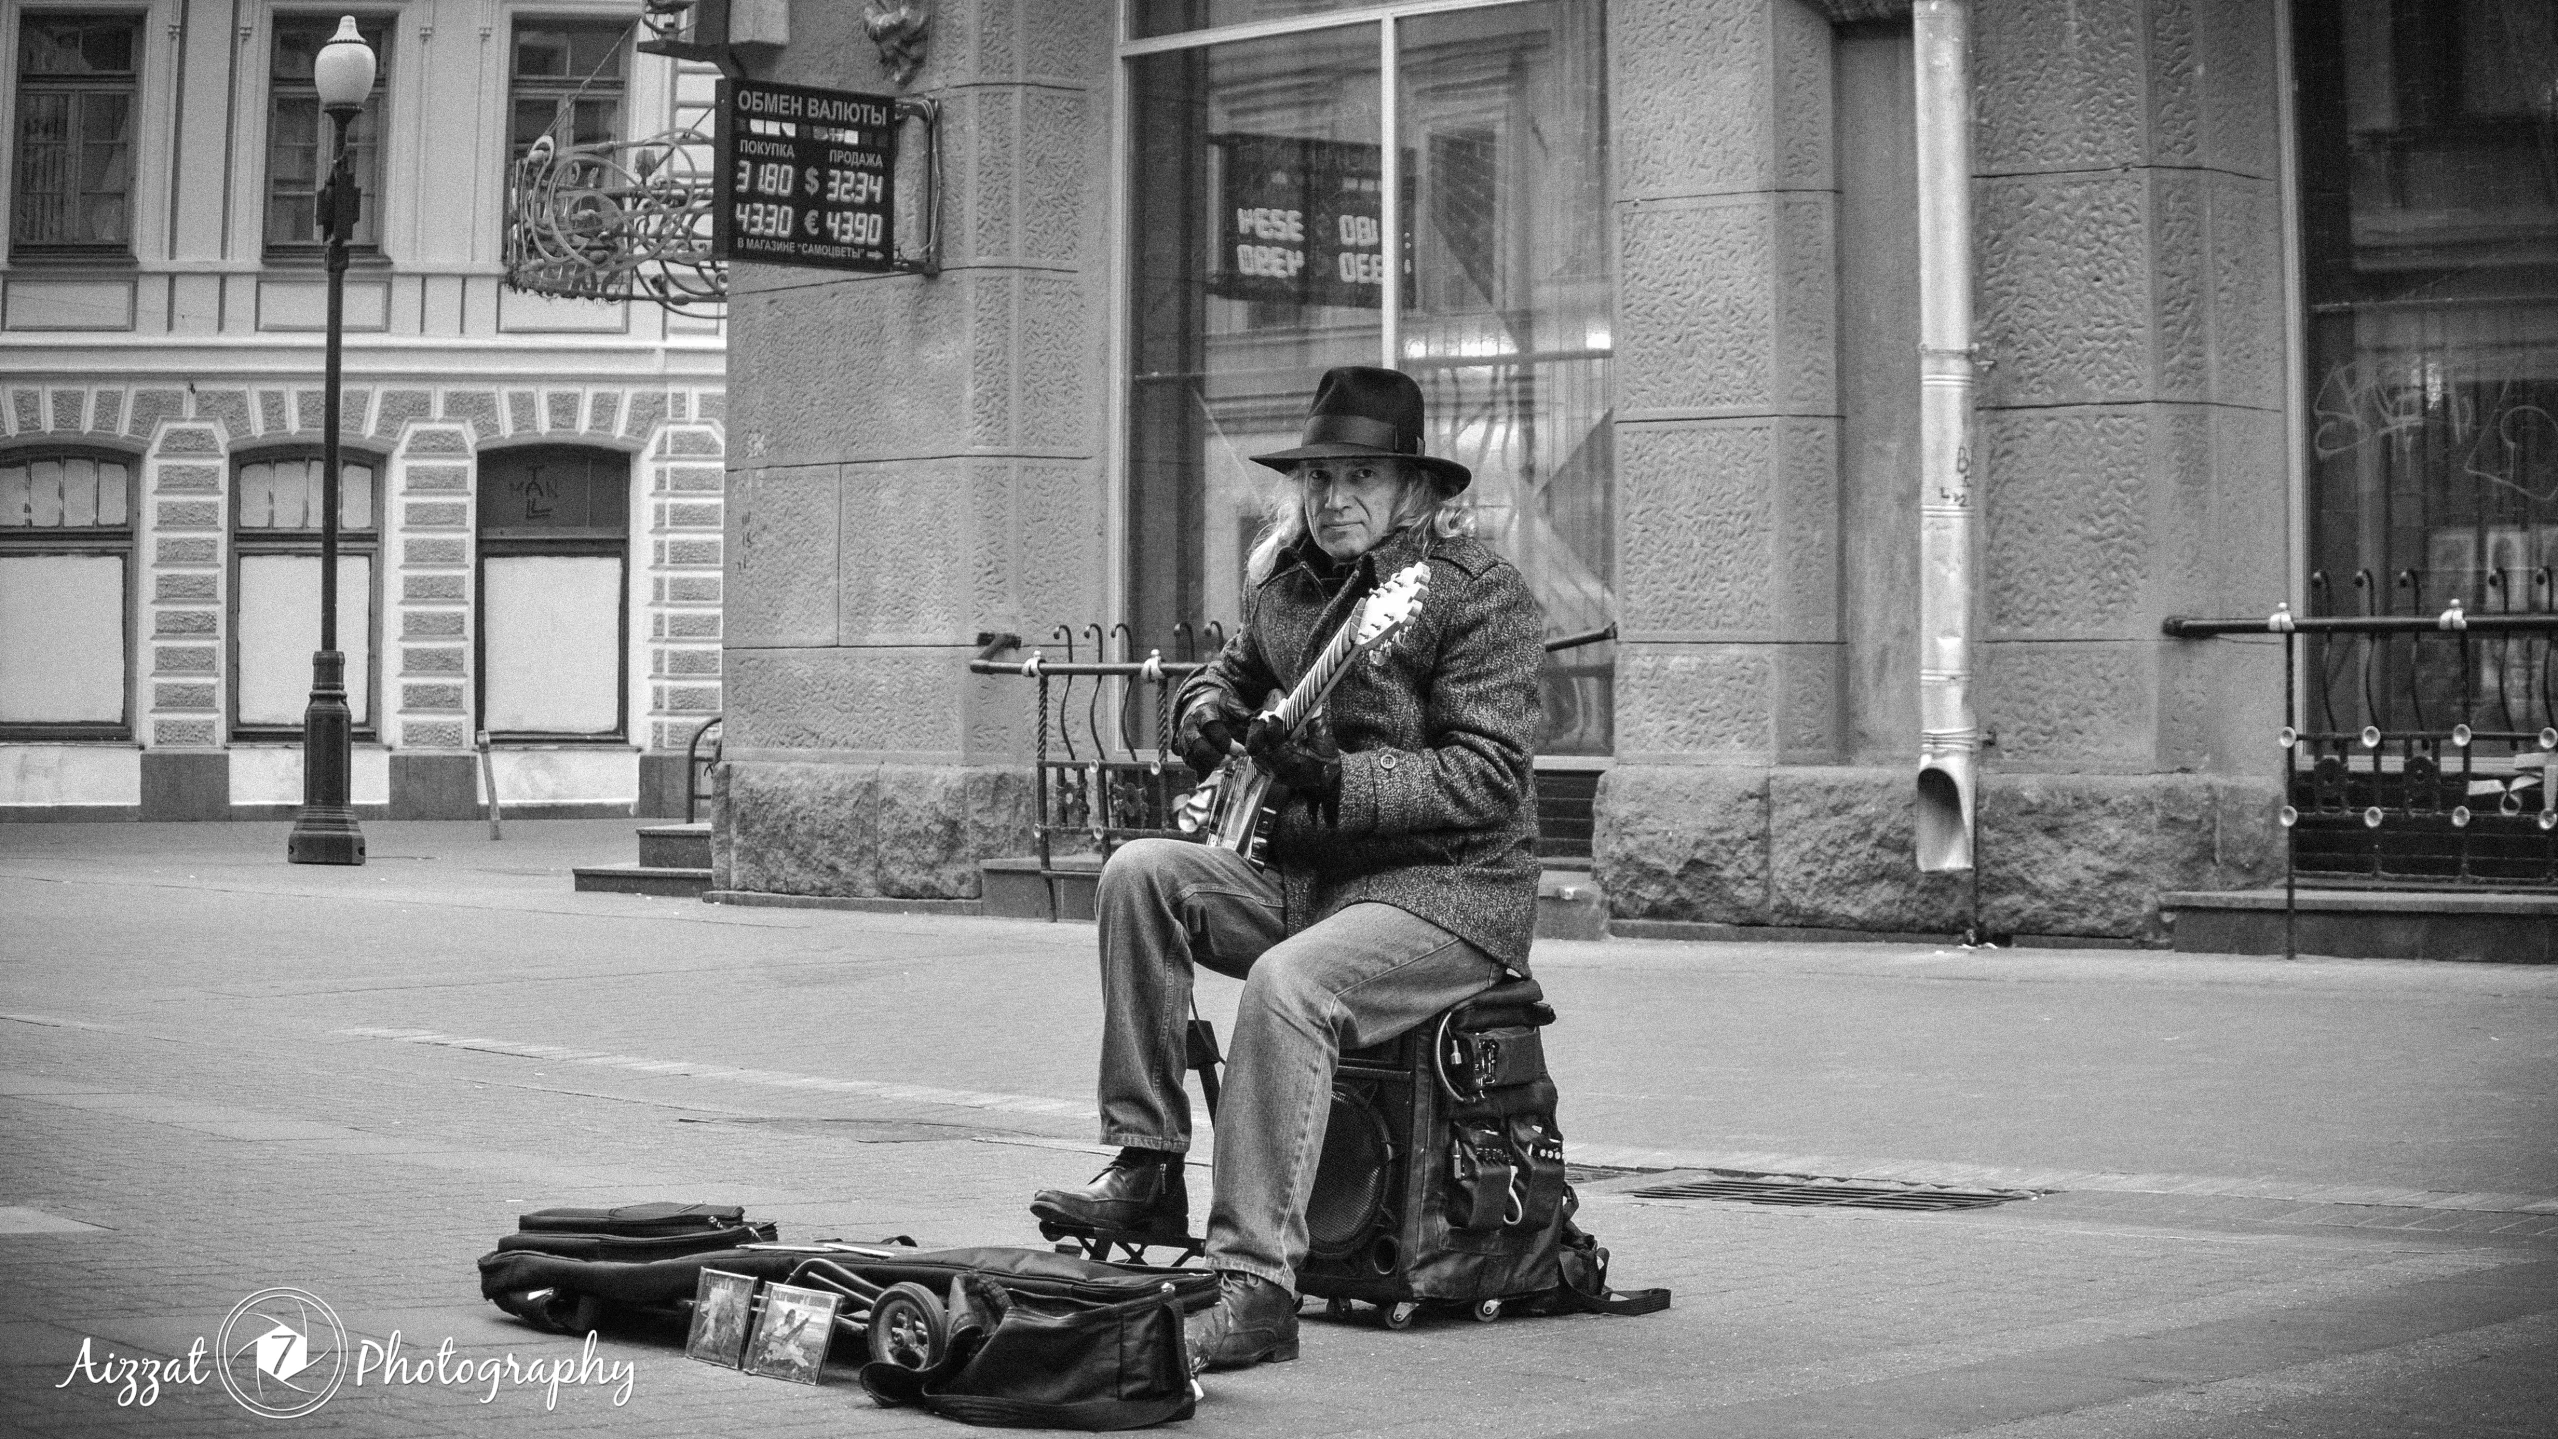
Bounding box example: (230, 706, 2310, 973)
(1271, 619, 1363, 733)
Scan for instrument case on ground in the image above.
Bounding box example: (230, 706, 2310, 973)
(496, 1201, 777, 1262)
(478, 1232, 1219, 1430)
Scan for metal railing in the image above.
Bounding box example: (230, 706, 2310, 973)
(685, 715, 723, 825)
(968, 621, 1621, 881)
(2165, 584, 2558, 954)
(967, 627, 1220, 877)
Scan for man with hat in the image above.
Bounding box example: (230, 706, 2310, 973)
(1030, 366, 1547, 1371)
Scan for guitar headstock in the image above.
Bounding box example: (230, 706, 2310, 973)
(1353, 561, 1431, 650)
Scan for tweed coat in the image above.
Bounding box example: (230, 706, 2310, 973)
(1174, 521, 1546, 972)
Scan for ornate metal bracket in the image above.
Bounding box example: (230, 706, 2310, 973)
(864, 0, 931, 88)
(637, 0, 786, 76)
(503, 127, 724, 315)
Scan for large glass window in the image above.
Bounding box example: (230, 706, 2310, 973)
(1122, 0, 1613, 752)
(477, 447, 629, 739)
(508, 19, 627, 176)
(2297, 5, 2558, 634)
(265, 15, 390, 252)
(231, 455, 379, 734)
(10, 14, 139, 253)
(0, 452, 134, 738)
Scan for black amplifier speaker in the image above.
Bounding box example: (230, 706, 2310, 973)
(1295, 979, 1570, 1323)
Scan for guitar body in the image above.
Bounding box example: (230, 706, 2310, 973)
(1172, 561, 1432, 871)
(1201, 754, 1282, 868)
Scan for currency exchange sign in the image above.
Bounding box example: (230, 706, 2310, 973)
(714, 79, 897, 272)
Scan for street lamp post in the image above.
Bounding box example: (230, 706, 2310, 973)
(286, 16, 375, 866)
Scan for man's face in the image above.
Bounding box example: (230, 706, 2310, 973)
(1297, 458, 1412, 561)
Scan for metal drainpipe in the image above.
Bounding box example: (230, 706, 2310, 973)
(1913, 0, 1979, 875)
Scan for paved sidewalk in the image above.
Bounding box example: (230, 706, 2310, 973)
(2, 821, 2553, 1437)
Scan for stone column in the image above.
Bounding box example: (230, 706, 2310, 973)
(718, 0, 1112, 899)
(1595, 0, 2288, 942)
(387, 420, 479, 814)
(1596, 0, 1842, 922)
(137, 416, 232, 818)
(641, 415, 728, 813)
(1966, 0, 2286, 934)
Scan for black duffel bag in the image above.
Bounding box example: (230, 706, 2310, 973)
(479, 1238, 1217, 1430)
(853, 1263, 1206, 1430)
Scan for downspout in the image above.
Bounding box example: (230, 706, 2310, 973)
(1912, 0, 1978, 875)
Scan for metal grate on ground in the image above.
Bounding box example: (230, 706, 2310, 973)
(1630, 1174, 2040, 1212)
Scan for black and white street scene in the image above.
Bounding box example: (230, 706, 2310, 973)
(3, 1, 2555, 1436)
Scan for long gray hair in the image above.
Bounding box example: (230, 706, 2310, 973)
(1243, 462, 1471, 586)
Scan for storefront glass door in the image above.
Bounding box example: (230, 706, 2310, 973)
(1121, 0, 1613, 753)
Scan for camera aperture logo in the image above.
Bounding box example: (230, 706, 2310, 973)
(219, 1287, 349, 1417)
(57, 1284, 637, 1414)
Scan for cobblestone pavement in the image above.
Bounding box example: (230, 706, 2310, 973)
(2, 821, 2553, 1437)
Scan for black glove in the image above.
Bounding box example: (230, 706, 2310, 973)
(1176, 699, 1248, 782)
(1246, 712, 1342, 826)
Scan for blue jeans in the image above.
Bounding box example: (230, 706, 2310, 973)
(1094, 837, 1501, 1291)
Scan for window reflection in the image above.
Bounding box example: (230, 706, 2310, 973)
(1401, 2, 1612, 753)
(2299, 0, 2558, 728)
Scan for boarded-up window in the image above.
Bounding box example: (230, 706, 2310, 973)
(0, 553, 125, 723)
(478, 446, 628, 738)
(231, 454, 379, 735)
(0, 453, 132, 736)
(481, 555, 620, 732)
(234, 554, 372, 726)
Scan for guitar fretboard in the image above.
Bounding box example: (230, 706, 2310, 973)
(1271, 608, 1366, 733)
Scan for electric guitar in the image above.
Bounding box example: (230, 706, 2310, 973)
(1174, 561, 1431, 868)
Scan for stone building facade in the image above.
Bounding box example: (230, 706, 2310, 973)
(716, 0, 2542, 940)
(1, 0, 727, 819)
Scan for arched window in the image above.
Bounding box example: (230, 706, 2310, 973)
(477, 445, 629, 739)
(230, 452, 382, 737)
(0, 449, 134, 738)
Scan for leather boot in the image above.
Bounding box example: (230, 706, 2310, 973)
(1029, 1154, 1188, 1238)
(1183, 1271, 1300, 1373)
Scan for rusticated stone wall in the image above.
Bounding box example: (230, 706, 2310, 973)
(716, 0, 2290, 933)
(719, 0, 1113, 895)
(1970, 0, 2286, 782)
(1594, 0, 2287, 941)
(1612, 0, 1842, 767)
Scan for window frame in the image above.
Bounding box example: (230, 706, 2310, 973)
(8, 9, 146, 260)
(259, 9, 395, 262)
(224, 447, 385, 742)
(0, 443, 138, 741)
(1110, 0, 1616, 756)
(504, 15, 630, 182)
(473, 444, 632, 745)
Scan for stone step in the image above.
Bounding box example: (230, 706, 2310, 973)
(979, 852, 1610, 939)
(1536, 868, 1607, 940)
(2161, 888, 2558, 963)
(981, 854, 1104, 921)
(638, 822, 712, 870)
(573, 865, 714, 899)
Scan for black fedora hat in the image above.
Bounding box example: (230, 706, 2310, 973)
(1250, 366, 1470, 494)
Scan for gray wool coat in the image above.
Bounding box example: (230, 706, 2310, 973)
(1175, 521, 1546, 972)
